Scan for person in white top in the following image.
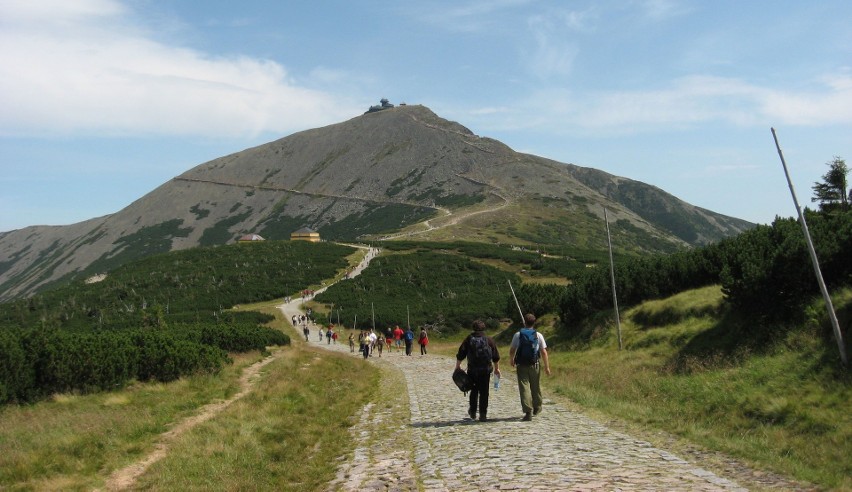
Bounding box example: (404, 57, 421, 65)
(508, 313, 551, 421)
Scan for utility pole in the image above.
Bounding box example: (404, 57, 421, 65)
(772, 128, 847, 368)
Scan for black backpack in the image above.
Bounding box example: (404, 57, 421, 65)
(452, 368, 473, 395)
(467, 335, 492, 372)
(514, 328, 540, 365)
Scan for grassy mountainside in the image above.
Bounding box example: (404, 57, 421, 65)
(541, 285, 851, 490)
(0, 104, 753, 301)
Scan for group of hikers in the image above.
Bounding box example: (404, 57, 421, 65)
(292, 306, 550, 422)
(454, 313, 550, 422)
(292, 313, 430, 357)
(349, 325, 430, 359)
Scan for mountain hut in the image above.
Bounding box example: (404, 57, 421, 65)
(237, 234, 265, 243)
(290, 227, 321, 242)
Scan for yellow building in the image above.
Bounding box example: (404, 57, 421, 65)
(290, 227, 320, 242)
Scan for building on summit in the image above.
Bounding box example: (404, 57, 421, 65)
(290, 228, 320, 242)
(365, 98, 394, 114)
(237, 234, 265, 243)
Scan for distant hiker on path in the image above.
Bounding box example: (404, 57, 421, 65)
(393, 325, 404, 350)
(509, 313, 551, 421)
(376, 333, 385, 357)
(303, 325, 310, 342)
(418, 328, 429, 355)
(403, 326, 415, 356)
(455, 320, 500, 422)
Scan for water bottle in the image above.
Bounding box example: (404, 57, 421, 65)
(493, 374, 500, 390)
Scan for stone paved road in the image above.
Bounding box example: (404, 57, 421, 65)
(285, 328, 748, 492)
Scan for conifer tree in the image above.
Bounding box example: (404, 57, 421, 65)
(811, 157, 849, 212)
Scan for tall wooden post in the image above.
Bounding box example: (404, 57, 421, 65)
(508, 280, 525, 325)
(772, 128, 847, 367)
(604, 208, 623, 350)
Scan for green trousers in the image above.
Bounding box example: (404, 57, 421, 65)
(515, 363, 542, 414)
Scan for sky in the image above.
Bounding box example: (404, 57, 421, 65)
(1, 0, 850, 233)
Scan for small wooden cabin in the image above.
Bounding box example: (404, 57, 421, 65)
(290, 228, 320, 242)
(237, 234, 265, 243)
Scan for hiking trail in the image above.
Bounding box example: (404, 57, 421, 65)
(282, 249, 809, 491)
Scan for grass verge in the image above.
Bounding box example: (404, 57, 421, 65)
(135, 347, 378, 491)
(547, 285, 851, 490)
(0, 298, 380, 491)
(0, 351, 261, 490)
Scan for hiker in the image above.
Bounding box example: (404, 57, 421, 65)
(455, 320, 500, 422)
(368, 330, 378, 356)
(361, 332, 370, 359)
(385, 327, 394, 351)
(319, 327, 324, 342)
(418, 328, 429, 355)
(403, 326, 415, 356)
(509, 313, 551, 421)
(393, 325, 404, 350)
(326, 326, 333, 345)
(303, 325, 310, 342)
(376, 333, 385, 357)
(348, 333, 355, 352)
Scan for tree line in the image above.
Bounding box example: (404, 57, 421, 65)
(513, 209, 851, 339)
(0, 241, 354, 404)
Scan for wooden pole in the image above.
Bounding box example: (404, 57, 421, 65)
(604, 208, 623, 350)
(371, 302, 376, 332)
(507, 280, 525, 325)
(407, 305, 411, 330)
(772, 128, 847, 368)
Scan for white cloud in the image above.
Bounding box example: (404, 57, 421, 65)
(634, 0, 691, 21)
(0, 0, 360, 138)
(474, 73, 852, 136)
(525, 14, 581, 79)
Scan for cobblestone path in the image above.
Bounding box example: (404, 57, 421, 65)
(285, 330, 748, 492)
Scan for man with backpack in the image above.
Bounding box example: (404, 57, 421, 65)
(509, 313, 551, 421)
(455, 320, 501, 422)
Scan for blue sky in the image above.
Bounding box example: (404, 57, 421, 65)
(1, 0, 850, 232)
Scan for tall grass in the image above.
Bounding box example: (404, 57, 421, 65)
(0, 303, 380, 490)
(136, 348, 378, 491)
(548, 285, 851, 490)
(0, 351, 260, 490)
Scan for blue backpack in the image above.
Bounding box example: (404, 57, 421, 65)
(514, 328, 540, 365)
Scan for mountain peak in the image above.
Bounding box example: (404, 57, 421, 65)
(0, 106, 752, 301)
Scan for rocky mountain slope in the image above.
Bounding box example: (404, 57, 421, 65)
(0, 104, 752, 301)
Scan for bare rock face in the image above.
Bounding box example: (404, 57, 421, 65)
(0, 104, 752, 301)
